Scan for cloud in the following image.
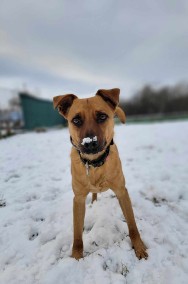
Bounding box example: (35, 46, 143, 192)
(0, 0, 188, 101)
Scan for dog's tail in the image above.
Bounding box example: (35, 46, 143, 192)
(115, 106, 126, 124)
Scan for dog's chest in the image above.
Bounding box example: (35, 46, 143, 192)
(86, 167, 109, 193)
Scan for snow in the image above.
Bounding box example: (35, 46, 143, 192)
(0, 121, 188, 284)
(81, 136, 97, 145)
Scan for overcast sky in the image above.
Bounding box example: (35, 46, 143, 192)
(0, 0, 188, 105)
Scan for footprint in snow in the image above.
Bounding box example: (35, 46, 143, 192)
(29, 232, 39, 241)
(26, 194, 40, 202)
(51, 177, 62, 181)
(35, 217, 45, 222)
(5, 174, 20, 182)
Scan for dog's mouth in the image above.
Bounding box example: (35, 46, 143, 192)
(80, 139, 106, 155)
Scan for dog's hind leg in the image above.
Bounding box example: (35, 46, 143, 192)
(92, 193, 97, 203)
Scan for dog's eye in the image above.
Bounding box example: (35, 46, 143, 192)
(72, 116, 82, 126)
(97, 113, 108, 123)
(100, 114, 107, 120)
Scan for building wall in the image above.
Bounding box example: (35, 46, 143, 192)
(20, 93, 66, 130)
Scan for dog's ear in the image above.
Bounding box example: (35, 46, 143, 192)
(96, 88, 120, 110)
(115, 106, 126, 124)
(53, 94, 78, 118)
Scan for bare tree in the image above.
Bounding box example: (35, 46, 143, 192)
(120, 82, 188, 116)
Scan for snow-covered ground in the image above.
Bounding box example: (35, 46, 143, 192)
(0, 121, 188, 284)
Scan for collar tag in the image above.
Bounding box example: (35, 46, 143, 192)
(86, 162, 90, 176)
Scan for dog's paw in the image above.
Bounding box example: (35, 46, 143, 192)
(71, 240, 83, 260)
(132, 238, 148, 260)
(71, 249, 83, 260)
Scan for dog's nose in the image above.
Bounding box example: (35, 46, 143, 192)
(84, 140, 99, 152)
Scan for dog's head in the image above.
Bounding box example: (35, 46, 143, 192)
(53, 88, 125, 155)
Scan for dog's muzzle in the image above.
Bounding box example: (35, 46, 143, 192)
(70, 136, 106, 154)
(81, 139, 101, 154)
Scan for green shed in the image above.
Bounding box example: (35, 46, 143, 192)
(19, 92, 66, 130)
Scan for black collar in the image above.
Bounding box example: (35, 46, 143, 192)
(70, 137, 114, 168)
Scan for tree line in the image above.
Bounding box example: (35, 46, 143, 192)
(120, 83, 188, 116)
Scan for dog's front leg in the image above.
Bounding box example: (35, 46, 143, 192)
(114, 187, 148, 260)
(72, 195, 86, 260)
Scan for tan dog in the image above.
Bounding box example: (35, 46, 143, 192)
(53, 88, 148, 260)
